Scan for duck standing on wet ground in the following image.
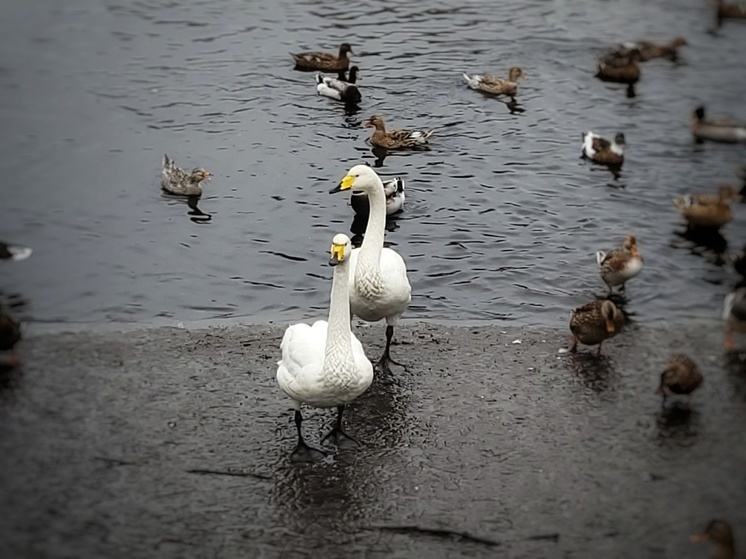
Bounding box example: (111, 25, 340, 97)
(596, 234, 644, 294)
(582, 131, 626, 167)
(0, 311, 21, 369)
(673, 185, 742, 230)
(161, 154, 212, 196)
(330, 165, 412, 374)
(691, 106, 746, 143)
(691, 519, 736, 559)
(568, 299, 625, 355)
(364, 115, 433, 149)
(292, 43, 352, 72)
(656, 354, 703, 404)
(462, 66, 527, 97)
(276, 234, 373, 462)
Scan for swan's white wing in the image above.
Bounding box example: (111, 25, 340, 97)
(276, 321, 327, 403)
(348, 248, 411, 323)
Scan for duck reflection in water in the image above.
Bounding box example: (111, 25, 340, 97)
(673, 226, 728, 265)
(268, 366, 411, 550)
(187, 195, 212, 223)
(655, 401, 698, 444)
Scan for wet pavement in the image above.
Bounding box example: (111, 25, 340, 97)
(1, 320, 745, 558)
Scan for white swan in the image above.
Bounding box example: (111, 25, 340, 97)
(330, 165, 412, 373)
(276, 233, 373, 461)
(350, 177, 405, 216)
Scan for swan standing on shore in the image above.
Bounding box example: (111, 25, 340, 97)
(276, 234, 374, 462)
(331, 165, 412, 374)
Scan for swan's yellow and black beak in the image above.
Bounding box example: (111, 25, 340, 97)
(329, 243, 345, 266)
(330, 174, 354, 194)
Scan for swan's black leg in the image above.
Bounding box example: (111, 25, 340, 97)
(375, 325, 406, 374)
(321, 405, 360, 448)
(290, 409, 328, 462)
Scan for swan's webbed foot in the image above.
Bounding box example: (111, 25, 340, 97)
(290, 440, 328, 463)
(321, 426, 360, 449)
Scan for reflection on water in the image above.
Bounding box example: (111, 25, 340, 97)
(655, 403, 699, 446)
(268, 369, 411, 552)
(563, 352, 619, 393)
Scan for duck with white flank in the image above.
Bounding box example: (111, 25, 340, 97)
(596, 235, 643, 294)
(351, 177, 405, 217)
(582, 131, 626, 167)
(316, 66, 361, 104)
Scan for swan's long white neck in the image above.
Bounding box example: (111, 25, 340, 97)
(357, 176, 387, 275)
(323, 258, 354, 374)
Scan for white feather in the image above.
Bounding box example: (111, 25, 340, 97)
(276, 235, 373, 411)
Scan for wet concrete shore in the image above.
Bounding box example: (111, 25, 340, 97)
(0, 320, 745, 558)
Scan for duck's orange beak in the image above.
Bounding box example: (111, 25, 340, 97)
(689, 532, 709, 543)
(605, 318, 616, 333)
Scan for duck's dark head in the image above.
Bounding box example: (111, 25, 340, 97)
(693, 106, 706, 121)
(614, 133, 626, 146)
(348, 65, 360, 84)
(339, 43, 353, 56)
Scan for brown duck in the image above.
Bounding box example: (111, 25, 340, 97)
(596, 50, 641, 84)
(292, 43, 352, 72)
(656, 354, 703, 401)
(569, 299, 625, 355)
(462, 67, 527, 96)
(0, 310, 21, 367)
(673, 185, 742, 229)
(716, 0, 746, 24)
(364, 115, 433, 149)
(691, 519, 736, 559)
(616, 38, 687, 61)
(596, 234, 644, 293)
(582, 131, 625, 166)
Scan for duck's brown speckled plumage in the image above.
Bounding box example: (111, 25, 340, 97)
(569, 299, 625, 355)
(690, 519, 735, 559)
(364, 115, 433, 149)
(596, 235, 643, 292)
(463, 67, 527, 96)
(161, 155, 212, 196)
(656, 354, 703, 399)
(292, 43, 352, 72)
(673, 185, 741, 229)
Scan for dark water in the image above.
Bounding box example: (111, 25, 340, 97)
(1, 0, 745, 328)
